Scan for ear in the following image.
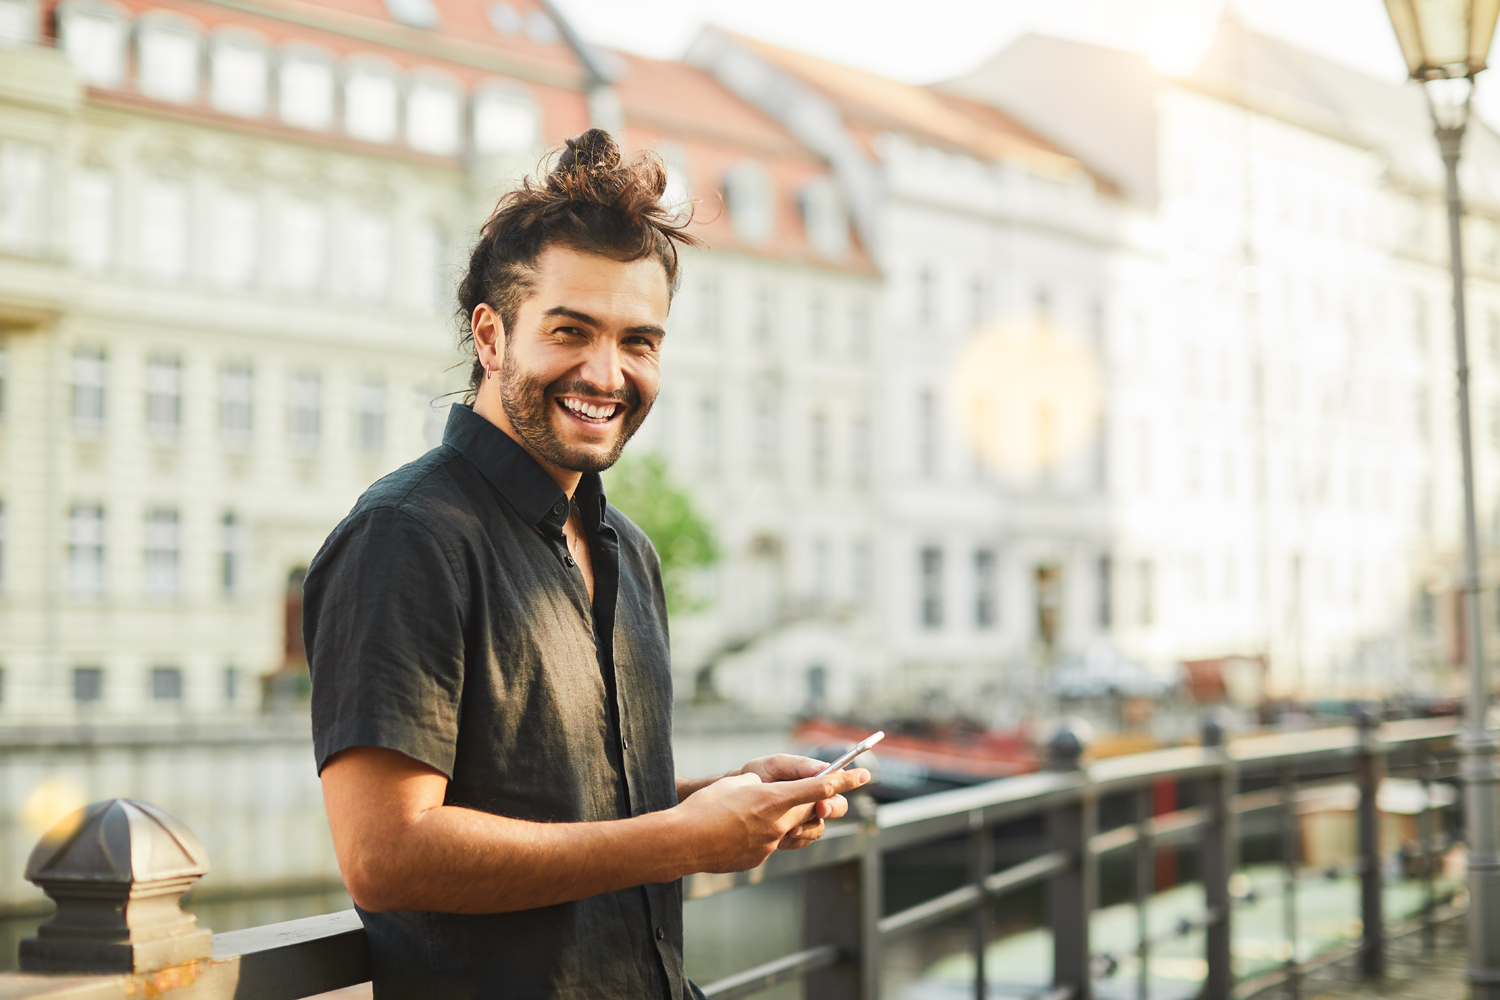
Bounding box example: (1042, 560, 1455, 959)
(471, 304, 504, 369)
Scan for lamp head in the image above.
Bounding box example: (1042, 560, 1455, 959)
(1384, 0, 1500, 82)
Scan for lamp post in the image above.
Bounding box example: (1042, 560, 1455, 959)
(1384, 3, 1500, 996)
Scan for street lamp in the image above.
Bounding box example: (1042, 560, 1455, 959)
(1384, 3, 1500, 997)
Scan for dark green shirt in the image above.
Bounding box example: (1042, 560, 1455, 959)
(305, 403, 683, 1000)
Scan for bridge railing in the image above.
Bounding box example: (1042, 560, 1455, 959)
(0, 712, 1469, 1000)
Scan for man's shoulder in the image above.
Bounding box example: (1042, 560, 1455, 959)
(604, 504, 658, 563)
(342, 445, 485, 541)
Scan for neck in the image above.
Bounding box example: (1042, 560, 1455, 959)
(473, 382, 583, 498)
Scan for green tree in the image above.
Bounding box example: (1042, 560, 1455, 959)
(603, 453, 718, 614)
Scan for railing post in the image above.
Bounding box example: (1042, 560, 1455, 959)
(1355, 704, 1385, 979)
(20, 798, 212, 972)
(804, 792, 878, 1000)
(1046, 721, 1094, 1000)
(1200, 714, 1234, 1000)
(1133, 786, 1154, 1000)
(1420, 748, 1438, 954)
(1278, 762, 1301, 1000)
(969, 810, 992, 1000)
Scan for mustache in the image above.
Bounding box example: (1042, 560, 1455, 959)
(547, 379, 640, 409)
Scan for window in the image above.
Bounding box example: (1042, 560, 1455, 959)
(406, 75, 462, 156)
(209, 31, 268, 117)
(144, 508, 180, 598)
(221, 363, 252, 442)
(0, 141, 48, 255)
(920, 546, 943, 629)
(69, 504, 104, 598)
(224, 665, 239, 704)
(383, 0, 438, 28)
(1411, 291, 1428, 349)
(210, 190, 258, 290)
(487, 1, 520, 33)
(852, 539, 872, 605)
(72, 667, 103, 704)
(974, 548, 998, 629)
(278, 47, 335, 130)
(850, 301, 870, 358)
(57, 1, 127, 87)
(348, 210, 392, 302)
(150, 666, 182, 701)
(918, 389, 938, 477)
(805, 665, 827, 711)
(72, 168, 113, 271)
(1097, 555, 1112, 628)
(139, 179, 189, 283)
(0, 0, 31, 43)
(221, 512, 241, 596)
(136, 17, 199, 104)
(800, 177, 848, 259)
(71, 347, 105, 430)
(809, 295, 827, 354)
(472, 87, 539, 153)
(752, 286, 775, 344)
(289, 370, 321, 448)
(1090, 297, 1106, 348)
(810, 411, 828, 487)
(851, 414, 871, 488)
(724, 161, 774, 244)
(146, 355, 181, 439)
(357, 378, 385, 452)
(697, 277, 719, 339)
(1035, 285, 1053, 328)
(344, 59, 399, 143)
(752, 395, 779, 470)
(811, 538, 829, 604)
(279, 198, 327, 294)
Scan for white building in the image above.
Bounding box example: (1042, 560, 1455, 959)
(946, 13, 1500, 701)
(687, 30, 1134, 722)
(0, 0, 590, 721)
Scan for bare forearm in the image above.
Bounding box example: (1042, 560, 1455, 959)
(350, 805, 692, 914)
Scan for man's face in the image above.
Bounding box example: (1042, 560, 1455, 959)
(498, 245, 669, 474)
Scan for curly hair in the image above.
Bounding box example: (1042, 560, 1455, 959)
(455, 129, 702, 397)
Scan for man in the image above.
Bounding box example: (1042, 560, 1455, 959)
(304, 129, 869, 999)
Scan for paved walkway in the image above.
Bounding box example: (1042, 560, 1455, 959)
(1299, 916, 1469, 1000)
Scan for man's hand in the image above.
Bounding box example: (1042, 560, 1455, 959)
(736, 754, 851, 850)
(674, 768, 870, 873)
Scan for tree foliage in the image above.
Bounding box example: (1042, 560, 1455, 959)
(603, 453, 718, 613)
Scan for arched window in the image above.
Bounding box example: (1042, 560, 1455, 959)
(209, 28, 268, 118)
(56, 0, 128, 88)
(344, 55, 400, 143)
(136, 13, 201, 104)
(800, 176, 848, 259)
(406, 70, 462, 156)
(472, 82, 539, 154)
(723, 160, 774, 245)
(277, 44, 335, 131)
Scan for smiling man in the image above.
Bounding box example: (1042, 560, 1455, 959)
(302, 130, 869, 1000)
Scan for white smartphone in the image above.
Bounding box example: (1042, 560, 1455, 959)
(814, 731, 885, 777)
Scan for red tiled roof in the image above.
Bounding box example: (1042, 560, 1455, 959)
(612, 50, 875, 274)
(726, 31, 1094, 183)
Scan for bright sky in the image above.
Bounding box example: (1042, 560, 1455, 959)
(548, 0, 1410, 85)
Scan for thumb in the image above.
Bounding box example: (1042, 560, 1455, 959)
(777, 767, 870, 805)
(719, 771, 763, 787)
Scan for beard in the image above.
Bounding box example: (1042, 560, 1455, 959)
(498, 354, 653, 474)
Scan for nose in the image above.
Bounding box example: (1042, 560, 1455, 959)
(576, 338, 626, 395)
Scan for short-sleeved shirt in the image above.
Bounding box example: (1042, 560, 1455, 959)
(303, 402, 684, 1000)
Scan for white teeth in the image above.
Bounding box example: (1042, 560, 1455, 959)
(561, 398, 617, 421)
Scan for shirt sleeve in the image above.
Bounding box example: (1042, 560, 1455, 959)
(304, 505, 466, 777)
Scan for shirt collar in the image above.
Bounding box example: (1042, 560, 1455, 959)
(442, 404, 608, 536)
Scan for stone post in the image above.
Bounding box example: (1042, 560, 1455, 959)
(20, 798, 212, 973)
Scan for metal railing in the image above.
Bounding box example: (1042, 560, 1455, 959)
(0, 712, 1470, 1000)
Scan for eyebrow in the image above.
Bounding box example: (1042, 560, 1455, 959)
(543, 305, 666, 339)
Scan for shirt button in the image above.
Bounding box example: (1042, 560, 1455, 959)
(655, 927, 665, 942)
(621, 738, 630, 750)
(552, 501, 566, 516)
(564, 556, 575, 566)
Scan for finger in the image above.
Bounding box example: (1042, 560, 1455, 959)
(718, 771, 763, 788)
(775, 767, 871, 806)
(819, 794, 849, 820)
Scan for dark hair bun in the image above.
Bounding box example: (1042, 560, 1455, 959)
(556, 128, 622, 175)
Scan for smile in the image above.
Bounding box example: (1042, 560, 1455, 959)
(557, 396, 622, 425)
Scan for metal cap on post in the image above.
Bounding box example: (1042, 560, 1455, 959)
(20, 798, 212, 973)
(1045, 719, 1094, 1000)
